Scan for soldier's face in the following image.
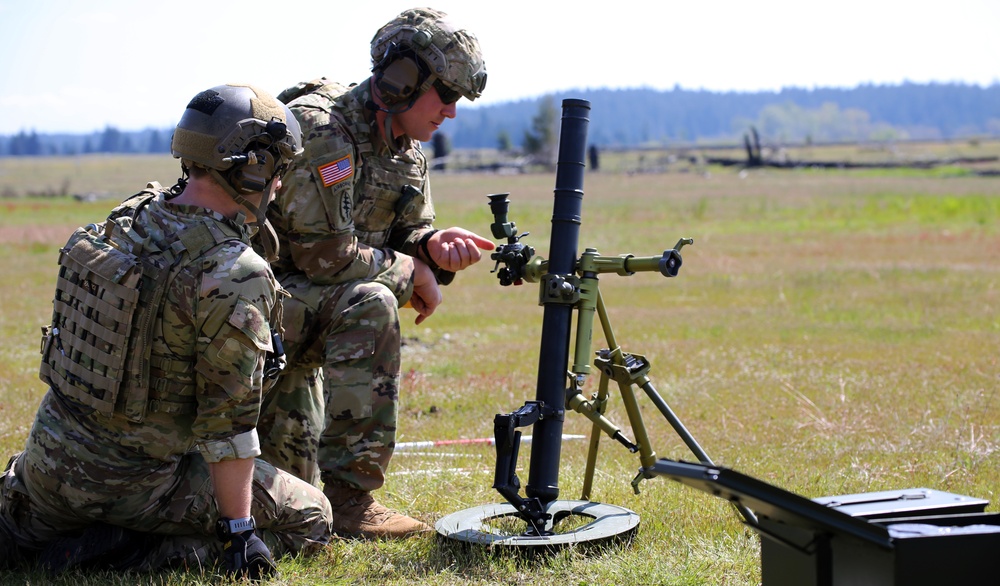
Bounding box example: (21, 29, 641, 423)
(393, 87, 457, 142)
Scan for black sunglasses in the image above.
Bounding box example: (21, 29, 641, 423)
(433, 79, 462, 105)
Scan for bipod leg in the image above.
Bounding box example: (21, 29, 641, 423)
(581, 372, 611, 500)
(637, 377, 758, 525)
(591, 350, 659, 494)
(567, 370, 640, 500)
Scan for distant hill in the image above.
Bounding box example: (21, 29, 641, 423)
(2, 82, 998, 156)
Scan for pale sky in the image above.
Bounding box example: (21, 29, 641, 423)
(0, 0, 997, 135)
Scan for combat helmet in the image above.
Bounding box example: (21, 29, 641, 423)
(370, 7, 487, 108)
(170, 83, 303, 259)
(171, 83, 302, 197)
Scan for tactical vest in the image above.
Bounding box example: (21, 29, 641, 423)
(39, 186, 247, 422)
(280, 79, 431, 250)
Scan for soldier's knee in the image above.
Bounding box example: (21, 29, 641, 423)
(363, 282, 399, 315)
(342, 282, 400, 327)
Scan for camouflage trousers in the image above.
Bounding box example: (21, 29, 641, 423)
(0, 446, 331, 570)
(258, 276, 401, 493)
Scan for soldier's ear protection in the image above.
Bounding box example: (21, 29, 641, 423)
(227, 119, 292, 194)
(228, 149, 275, 194)
(374, 42, 430, 106)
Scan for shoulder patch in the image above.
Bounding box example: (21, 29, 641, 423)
(228, 296, 273, 351)
(341, 191, 351, 224)
(318, 155, 354, 187)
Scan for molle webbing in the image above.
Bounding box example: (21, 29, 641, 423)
(40, 190, 242, 421)
(40, 223, 144, 417)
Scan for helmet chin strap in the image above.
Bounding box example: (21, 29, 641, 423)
(376, 72, 441, 156)
(367, 79, 421, 157)
(382, 113, 403, 156)
(254, 181, 281, 263)
(208, 167, 281, 262)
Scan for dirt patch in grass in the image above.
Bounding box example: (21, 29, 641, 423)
(0, 224, 75, 245)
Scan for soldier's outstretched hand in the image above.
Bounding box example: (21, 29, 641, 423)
(426, 227, 495, 272)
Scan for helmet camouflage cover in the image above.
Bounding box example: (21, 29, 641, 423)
(370, 7, 487, 102)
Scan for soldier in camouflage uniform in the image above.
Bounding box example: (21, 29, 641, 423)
(257, 7, 491, 538)
(0, 85, 332, 578)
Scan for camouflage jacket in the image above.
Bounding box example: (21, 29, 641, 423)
(40, 189, 278, 475)
(269, 79, 439, 303)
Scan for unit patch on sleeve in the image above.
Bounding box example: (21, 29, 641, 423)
(317, 156, 354, 187)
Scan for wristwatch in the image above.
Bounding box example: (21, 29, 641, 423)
(215, 515, 256, 540)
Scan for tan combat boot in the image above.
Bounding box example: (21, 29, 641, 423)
(326, 487, 432, 539)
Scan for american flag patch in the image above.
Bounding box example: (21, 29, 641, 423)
(318, 156, 353, 187)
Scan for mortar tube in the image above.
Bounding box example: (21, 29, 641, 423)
(525, 99, 592, 507)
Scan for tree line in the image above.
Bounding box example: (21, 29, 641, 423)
(2, 82, 998, 157)
(450, 82, 1000, 149)
(2, 127, 171, 157)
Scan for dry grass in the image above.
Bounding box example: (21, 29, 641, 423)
(0, 154, 179, 200)
(0, 152, 998, 584)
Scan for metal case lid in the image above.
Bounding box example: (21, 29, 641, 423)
(652, 459, 893, 549)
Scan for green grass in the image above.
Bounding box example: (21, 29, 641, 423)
(1, 157, 999, 585)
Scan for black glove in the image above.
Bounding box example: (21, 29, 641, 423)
(221, 531, 277, 581)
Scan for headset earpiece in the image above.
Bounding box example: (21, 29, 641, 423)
(228, 149, 278, 194)
(373, 43, 429, 106)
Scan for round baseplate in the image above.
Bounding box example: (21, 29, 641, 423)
(436, 500, 640, 550)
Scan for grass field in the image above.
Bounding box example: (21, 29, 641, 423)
(0, 151, 998, 585)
